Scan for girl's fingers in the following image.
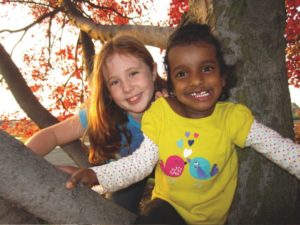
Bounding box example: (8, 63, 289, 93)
(162, 89, 169, 97)
(63, 168, 97, 189)
(155, 89, 169, 100)
(65, 180, 75, 189)
(65, 174, 81, 189)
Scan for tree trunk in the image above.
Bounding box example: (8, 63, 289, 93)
(212, 0, 299, 223)
(0, 130, 135, 224)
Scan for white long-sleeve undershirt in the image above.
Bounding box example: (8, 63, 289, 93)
(92, 120, 300, 194)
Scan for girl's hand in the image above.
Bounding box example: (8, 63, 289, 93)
(56, 165, 99, 189)
(155, 89, 169, 99)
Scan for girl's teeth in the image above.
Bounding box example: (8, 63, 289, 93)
(128, 95, 139, 102)
(191, 91, 209, 97)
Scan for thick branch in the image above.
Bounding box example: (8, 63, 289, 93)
(187, 0, 215, 27)
(0, 130, 136, 224)
(58, 0, 174, 49)
(0, 196, 44, 224)
(80, 30, 95, 77)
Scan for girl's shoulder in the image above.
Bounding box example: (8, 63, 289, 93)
(144, 97, 172, 119)
(216, 101, 254, 123)
(150, 96, 169, 109)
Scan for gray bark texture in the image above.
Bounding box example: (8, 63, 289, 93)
(0, 196, 44, 224)
(213, 0, 300, 223)
(0, 130, 136, 224)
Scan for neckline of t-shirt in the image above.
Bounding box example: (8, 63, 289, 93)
(127, 114, 141, 129)
(160, 97, 218, 123)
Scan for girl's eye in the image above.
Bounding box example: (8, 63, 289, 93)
(129, 71, 139, 77)
(202, 65, 214, 73)
(109, 80, 119, 87)
(175, 71, 187, 78)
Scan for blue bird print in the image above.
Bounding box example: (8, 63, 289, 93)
(187, 157, 218, 180)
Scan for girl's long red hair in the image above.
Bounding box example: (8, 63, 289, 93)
(86, 34, 165, 164)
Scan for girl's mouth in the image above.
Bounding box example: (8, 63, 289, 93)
(127, 93, 142, 104)
(189, 90, 210, 100)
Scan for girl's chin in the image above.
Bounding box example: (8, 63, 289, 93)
(128, 103, 148, 112)
(131, 109, 146, 114)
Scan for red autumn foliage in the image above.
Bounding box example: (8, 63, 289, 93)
(1, 1, 298, 142)
(168, 0, 189, 26)
(0, 0, 187, 139)
(285, 0, 300, 88)
(0, 118, 39, 141)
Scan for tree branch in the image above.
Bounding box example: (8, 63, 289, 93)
(58, 0, 174, 48)
(0, 130, 136, 224)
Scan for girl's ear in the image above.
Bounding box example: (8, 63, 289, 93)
(152, 62, 158, 81)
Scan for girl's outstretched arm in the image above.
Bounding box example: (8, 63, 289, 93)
(73, 135, 159, 194)
(25, 115, 85, 156)
(245, 120, 300, 179)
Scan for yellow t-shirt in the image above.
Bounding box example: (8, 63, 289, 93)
(142, 98, 254, 225)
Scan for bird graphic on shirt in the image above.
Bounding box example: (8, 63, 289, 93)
(159, 155, 186, 177)
(187, 157, 218, 180)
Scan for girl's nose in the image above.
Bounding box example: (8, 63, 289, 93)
(122, 81, 133, 92)
(189, 73, 204, 87)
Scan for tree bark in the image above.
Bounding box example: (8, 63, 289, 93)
(0, 196, 44, 224)
(0, 130, 135, 224)
(213, 0, 300, 223)
(187, 0, 215, 27)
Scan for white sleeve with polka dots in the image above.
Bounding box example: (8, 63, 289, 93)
(245, 120, 300, 179)
(90, 134, 159, 194)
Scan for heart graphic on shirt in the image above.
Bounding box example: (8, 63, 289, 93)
(194, 133, 199, 138)
(176, 139, 184, 149)
(188, 139, 194, 146)
(185, 131, 190, 138)
(183, 148, 192, 158)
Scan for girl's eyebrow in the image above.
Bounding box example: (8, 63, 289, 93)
(202, 59, 218, 64)
(171, 60, 217, 72)
(171, 64, 186, 73)
(106, 66, 142, 82)
(125, 66, 140, 73)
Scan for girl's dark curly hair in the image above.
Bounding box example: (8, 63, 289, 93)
(164, 22, 236, 101)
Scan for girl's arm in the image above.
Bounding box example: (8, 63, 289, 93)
(65, 135, 159, 194)
(25, 115, 85, 156)
(245, 120, 300, 179)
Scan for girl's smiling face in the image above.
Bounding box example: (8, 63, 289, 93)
(103, 53, 157, 122)
(168, 42, 225, 119)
